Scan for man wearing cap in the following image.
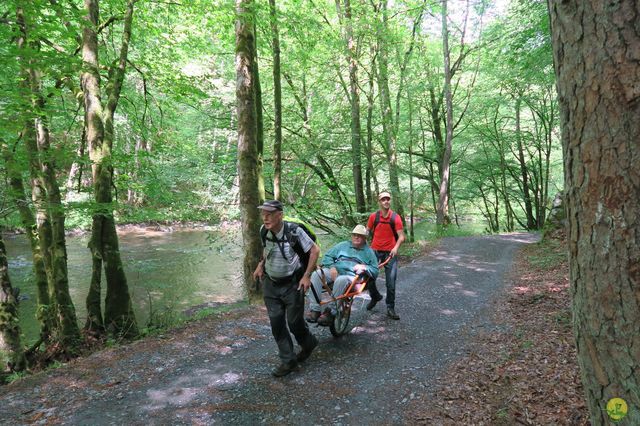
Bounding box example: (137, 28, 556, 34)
(366, 191, 406, 320)
(305, 225, 379, 326)
(253, 200, 320, 377)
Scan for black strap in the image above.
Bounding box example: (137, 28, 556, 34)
(372, 211, 398, 242)
(261, 222, 292, 261)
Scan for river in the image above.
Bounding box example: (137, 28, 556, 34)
(3, 226, 245, 344)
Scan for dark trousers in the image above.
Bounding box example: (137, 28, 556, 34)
(263, 276, 316, 364)
(367, 251, 398, 309)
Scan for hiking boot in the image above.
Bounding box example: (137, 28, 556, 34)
(305, 310, 321, 323)
(366, 294, 383, 311)
(271, 361, 298, 377)
(387, 308, 400, 320)
(317, 311, 335, 326)
(296, 335, 319, 362)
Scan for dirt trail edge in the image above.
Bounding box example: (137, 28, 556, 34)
(1, 233, 539, 425)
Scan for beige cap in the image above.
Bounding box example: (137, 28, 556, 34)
(351, 224, 368, 236)
(378, 191, 391, 200)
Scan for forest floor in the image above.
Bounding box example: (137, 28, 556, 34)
(0, 230, 588, 425)
(407, 228, 589, 425)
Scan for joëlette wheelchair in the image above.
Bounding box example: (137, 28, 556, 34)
(308, 257, 390, 337)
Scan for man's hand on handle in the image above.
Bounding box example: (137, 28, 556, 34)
(298, 274, 312, 291)
(252, 260, 264, 281)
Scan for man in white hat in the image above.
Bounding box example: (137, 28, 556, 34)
(306, 224, 379, 326)
(366, 191, 405, 320)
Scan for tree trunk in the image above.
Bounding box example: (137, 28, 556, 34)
(65, 128, 87, 199)
(252, 20, 266, 202)
(23, 123, 57, 338)
(549, 2, 640, 424)
(375, 0, 403, 218)
(269, 0, 282, 201)
(236, 0, 263, 299)
(365, 46, 377, 208)
(0, 231, 26, 372)
(407, 91, 415, 242)
(81, 0, 137, 337)
(337, 0, 366, 214)
(127, 135, 146, 205)
(437, 0, 453, 226)
(515, 95, 535, 229)
(17, 3, 79, 349)
(0, 138, 51, 342)
(33, 77, 80, 348)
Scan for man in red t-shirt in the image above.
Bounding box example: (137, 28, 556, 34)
(366, 191, 406, 320)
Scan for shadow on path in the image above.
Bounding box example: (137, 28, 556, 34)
(0, 232, 540, 425)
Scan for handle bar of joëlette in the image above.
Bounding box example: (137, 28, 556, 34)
(314, 256, 392, 305)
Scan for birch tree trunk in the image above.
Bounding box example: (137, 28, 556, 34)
(236, 0, 263, 298)
(549, 2, 640, 424)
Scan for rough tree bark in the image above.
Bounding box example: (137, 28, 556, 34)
(16, 2, 79, 349)
(236, 0, 263, 298)
(81, 0, 138, 337)
(0, 231, 26, 372)
(0, 137, 51, 343)
(549, 1, 640, 424)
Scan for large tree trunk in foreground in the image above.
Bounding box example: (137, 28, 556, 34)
(549, 2, 639, 424)
(236, 0, 263, 298)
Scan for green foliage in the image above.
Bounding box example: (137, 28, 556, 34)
(529, 238, 566, 270)
(1, 0, 563, 235)
(48, 360, 64, 370)
(143, 306, 181, 335)
(1, 1, 561, 260)
(412, 219, 487, 242)
(5, 369, 28, 384)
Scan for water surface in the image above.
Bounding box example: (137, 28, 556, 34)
(4, 227, 245, 343)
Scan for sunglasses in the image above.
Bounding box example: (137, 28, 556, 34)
(380, 197, 391, 201)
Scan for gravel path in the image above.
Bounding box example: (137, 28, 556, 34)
(0, 233, 539, 425)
